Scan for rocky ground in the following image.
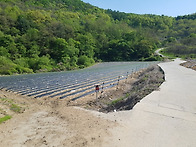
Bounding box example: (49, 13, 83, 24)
(180, 59, 196, 71)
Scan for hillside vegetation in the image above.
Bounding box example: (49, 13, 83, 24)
(0, 0, 196, 75)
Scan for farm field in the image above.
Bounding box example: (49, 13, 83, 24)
(0, 62, 158, 100)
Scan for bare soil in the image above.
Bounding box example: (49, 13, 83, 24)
(0, 90, 116, 147)
(0, 65, 165, 147)
(180, 59, 196, 71)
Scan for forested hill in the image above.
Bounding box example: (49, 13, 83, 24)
(0, 0, 196, 75)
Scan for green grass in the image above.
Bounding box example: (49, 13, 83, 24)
(0, 97, 13, 104)
(160, 49, 196, 60)
(110, 93, 131, 106)
(0, 115, 12, 124)
(160, 50, 177, 59)
(10, 104, 22, 113)
(110, 97, 124, 106)
(0, 97, 23, 113)
(0, 97, 24, 125)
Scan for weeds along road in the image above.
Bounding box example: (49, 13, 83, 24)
(102, 58, 196, 147)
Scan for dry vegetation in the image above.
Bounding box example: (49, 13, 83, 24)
(0, 95, 27, 124)
(181, 59, 196, 71)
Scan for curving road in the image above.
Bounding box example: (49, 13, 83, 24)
(155, 48, 166, 57)
(102, 58, 196, 147)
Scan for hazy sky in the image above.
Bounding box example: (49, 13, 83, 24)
(82, 0, 196, 17)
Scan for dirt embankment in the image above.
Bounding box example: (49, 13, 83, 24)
(180, 59, 196, 71)
(69, 65, 165, 113)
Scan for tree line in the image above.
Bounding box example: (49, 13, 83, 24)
(0, 0, 195, 74)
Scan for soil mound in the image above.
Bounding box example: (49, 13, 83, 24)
(181, 59, 196, 71)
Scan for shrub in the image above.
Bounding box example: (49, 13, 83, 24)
(15, 65, 33, 74)
(77, 55, 95, 68)
(0, 56, 17, 75)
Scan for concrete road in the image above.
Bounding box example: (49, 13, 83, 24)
(155, 48, 166, 57)
(103, 59, 196, 147)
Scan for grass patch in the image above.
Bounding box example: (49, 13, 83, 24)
(160, 50, 176, 59)
(0, 97, 24, 113)
(160, 48, 196, 60)
(10, 104, 22, 113)
(0, 115, 12, 124)
(0, 97, 14, 104)
(110, 97, 124, 106)
(110, 93, 131, 106)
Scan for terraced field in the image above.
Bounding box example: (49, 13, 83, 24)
(0, 62, 159, 100)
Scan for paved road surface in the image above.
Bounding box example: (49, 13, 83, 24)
(155, 48, 166, 57)
(103, 59, 196, 147)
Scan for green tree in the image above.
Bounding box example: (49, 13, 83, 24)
(0, 46, 10, 57)
(134, 40, 154, 58)
(76, 33, 96, 58)
(77, 55, 94, 68)
(0, 56, 17, 75)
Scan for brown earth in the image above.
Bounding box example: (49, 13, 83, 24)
(0, 90, 116, 147)
(0, 65, 164, 147)
(180, 59, 196, 71)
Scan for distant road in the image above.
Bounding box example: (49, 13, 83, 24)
(155, 48, 166, 57)
(103, 58, 196, 147)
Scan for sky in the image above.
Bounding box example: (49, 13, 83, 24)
(81, 0, 196, 17)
